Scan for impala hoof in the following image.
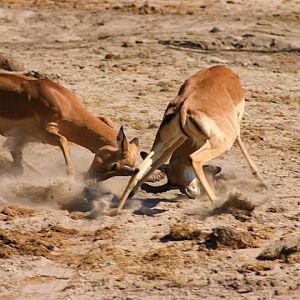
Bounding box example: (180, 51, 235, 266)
(67, 168, 75, 176)
(260, 181, 268, 190)
(108, 208, 119, 216)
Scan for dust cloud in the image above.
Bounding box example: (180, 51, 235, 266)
(184, 163, 269, 219)
(0, 140, 122, 218)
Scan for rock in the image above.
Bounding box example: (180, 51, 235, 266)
(0, 54, 25, 71)
(257, 235, 300, 260)
(209, 56, 229, 64)
(104, 53, 121, 60)
(122, 41, 135, 48)
(210, 26, 221, 33)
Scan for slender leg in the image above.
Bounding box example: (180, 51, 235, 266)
(130, 137, 186, 197)
(235, 135, 267, 188)
(190, 139, 229, 202)
(45, 122, 75, 176)
(117, 137, 186, 212)
(10, 150, 24, 176)
(8, 136, 26, 176)
(22, 159, 41, 174)
(6, 137, 40, 175)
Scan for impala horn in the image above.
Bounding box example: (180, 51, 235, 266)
(140, 151, 168, 182)
(141, 182, 175, 194)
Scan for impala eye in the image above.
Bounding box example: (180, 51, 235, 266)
(110, 163, 117, 171)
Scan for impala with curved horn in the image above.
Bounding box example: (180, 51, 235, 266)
(0, 73, 139, 179)
(118, 65, 266, 211)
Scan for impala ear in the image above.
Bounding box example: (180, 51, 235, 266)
(140, 151, 148, 159)
(117, 126, 129, 152)
(97, 115, 114, 128)
(130, 137, 139, 147)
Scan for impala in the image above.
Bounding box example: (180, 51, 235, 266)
(0, 73, 139, 179)
(117, 65, 266, 211)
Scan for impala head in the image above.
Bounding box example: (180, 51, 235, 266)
(177, 164, 222, 199)
(86, 127, 139, 181)
(142, 156, 221, 199)
(166, 161, 200, 199)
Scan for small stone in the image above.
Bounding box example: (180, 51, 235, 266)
(0, 53, 25, 71)
(210, 26, 221, 33)
(122, 41, 134, 48)
(104, 53, 121, 60)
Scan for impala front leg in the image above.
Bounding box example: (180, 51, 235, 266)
(45, 122, 75, 176)
(117, 137, 186, 212)
(130, 137, 186, 198)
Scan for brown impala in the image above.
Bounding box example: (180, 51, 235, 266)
(0, 73, 139, 179)
(118, 65, 267, 211)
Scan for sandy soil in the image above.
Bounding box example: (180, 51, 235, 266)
(0, 1, 299, 299)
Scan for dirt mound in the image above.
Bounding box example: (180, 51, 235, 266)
(93, 225, 119, 241)
(0, 206, 35, 219)
(112, 3, 161, 15)
(0, 225, 78, 258)
(161, 223, 204, 241)
(78, 244, 121, 269)
(205, 226, 261, 250)
(185, 190, 262, 221)
(210, 192, 257, 221)
(238, 261, 274, 274)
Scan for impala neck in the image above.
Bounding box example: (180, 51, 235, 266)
(62, 110, 118, 154)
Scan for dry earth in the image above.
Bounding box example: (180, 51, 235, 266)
(0, 0, 300, 299)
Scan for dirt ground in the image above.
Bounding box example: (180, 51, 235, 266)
(0, 0, 300, 299)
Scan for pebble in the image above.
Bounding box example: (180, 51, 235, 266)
(104, 53, 121, 60)
(210, 26, 221, 33)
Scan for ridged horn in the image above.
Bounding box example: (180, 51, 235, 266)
(141, 182, 172, 194)
(144, 169, 166, 182)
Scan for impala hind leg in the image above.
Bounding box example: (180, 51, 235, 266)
(190, 139, 229, 202)
(5, 137, 40, 175)
(235, 135, 267, 188)
(10, 149, 24, 176)
(45, 122, 75, 176)
(6, 136, 25, 176)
